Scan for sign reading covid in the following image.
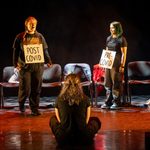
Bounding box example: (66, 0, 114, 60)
(23, 44, 45, 64)
(99, 49, 116, 69)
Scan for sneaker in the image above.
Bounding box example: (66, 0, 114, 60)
(19, 105, 25, 113)
(110, 102, 120, 110)
(101, 103, 110, 109)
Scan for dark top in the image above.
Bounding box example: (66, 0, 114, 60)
(13, 31, 52, 69)
(55, 96, 91, 133)
(106, 35, 127, 67)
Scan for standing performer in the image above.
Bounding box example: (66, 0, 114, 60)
(101, 21, 127, 109)
(13, 16, 52, 115)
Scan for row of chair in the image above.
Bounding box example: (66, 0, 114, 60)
(127, 61, 150, 102)
(94, 61, 150, 105)
(0, 63, 93, 108)
(0, 61, 150, 108)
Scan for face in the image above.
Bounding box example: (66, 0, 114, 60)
(110, 24, 116, 36)
(25, 18, 37, 34)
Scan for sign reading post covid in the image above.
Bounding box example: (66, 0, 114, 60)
(99, 49, 116, 69)
(23, 44, 45, 64)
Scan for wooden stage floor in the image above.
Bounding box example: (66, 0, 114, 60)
(1, 96, 150, 150)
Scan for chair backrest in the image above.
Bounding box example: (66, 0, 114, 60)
(3, 66, 15, 82)
(128, 61, 150, 80)
(42, 64, 62, 83)
(63, 63, 92, 82)
(2, 64, 62, 83)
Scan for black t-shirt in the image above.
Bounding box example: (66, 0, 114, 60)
(55, 96, 91, 132)
(13, 31, 51, 68)
(106, 35, 127, 67)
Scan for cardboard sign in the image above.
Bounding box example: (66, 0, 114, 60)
(99, 49, 116, 69)
(23, 44, 45, 64)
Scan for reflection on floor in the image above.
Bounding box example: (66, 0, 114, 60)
(1, 95, 150, 150)
(2, 95, 150, 108)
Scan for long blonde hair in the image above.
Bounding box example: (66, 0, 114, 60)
(58, 74, 86, 106)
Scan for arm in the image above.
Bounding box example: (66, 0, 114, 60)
(12, 34, 24, 71)
(13, 37, 20, 68)
(86, 106, 91, 124)
(120, 46, 127, 73)
(55, 108, 61, 123)
(44, 48, 53, 66)
(40, 34, 53, 67)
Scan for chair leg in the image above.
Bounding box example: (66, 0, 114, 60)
(89, 83, 94, 107)
(94, 83, 98, 107)
(121, 81, 131, 106)
(0, 86, 4, 109)
(121, 81, 125, 104)
(127, 84, 131, 104)
(0, 86, 1, 109)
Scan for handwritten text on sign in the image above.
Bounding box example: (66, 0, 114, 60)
(99, 49, 116, 69)
(23, 44, 45, 64)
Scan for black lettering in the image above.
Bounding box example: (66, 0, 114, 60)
(26, 47, 31, 55)
(100, 58, 112, 67)
(26, 55, 42, 63)
(26, 46, 40, 55)
(104, 52, 111, 59)
(36, 47, 40, 54)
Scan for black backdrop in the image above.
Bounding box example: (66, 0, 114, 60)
(0, 0, 150, 89)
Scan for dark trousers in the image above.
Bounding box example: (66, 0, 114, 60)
(49, 115, 101, 145)
(104, 67, 122, 103)
(18, 65, 44, 112)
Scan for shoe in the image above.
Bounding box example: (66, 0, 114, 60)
(31, 110, 41, 116)
(19, 105, 25, 113)
(101, 103, 110, 109)
(110, 102, 120, 110)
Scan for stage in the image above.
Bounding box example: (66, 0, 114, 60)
(1, 95, 150, 150)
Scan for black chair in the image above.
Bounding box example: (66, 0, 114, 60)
(41, 64, 62, 97)
(127, 61, 150, 103)
(63, 63, 93, 105)
(0, 66, 19, 108)
(0, 64, 62, 108)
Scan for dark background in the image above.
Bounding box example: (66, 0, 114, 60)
(0, 0, 150, 90)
